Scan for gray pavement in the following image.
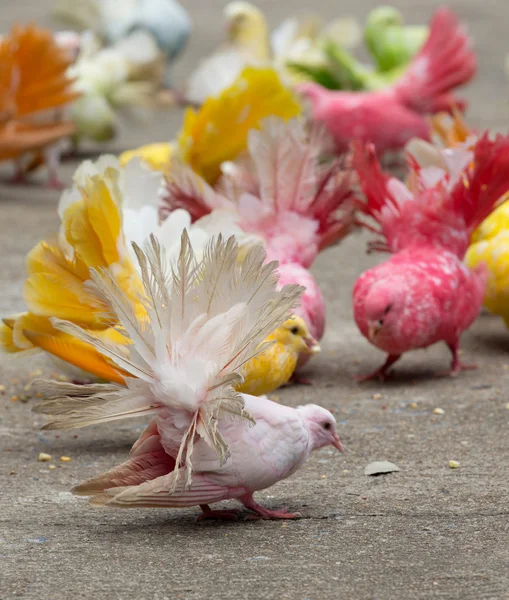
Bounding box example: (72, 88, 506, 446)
(1, 1, 509, 599)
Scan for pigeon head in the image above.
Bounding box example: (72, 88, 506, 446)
(297, 404, 343, 452)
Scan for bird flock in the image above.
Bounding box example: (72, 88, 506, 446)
(2, 1, 509, 520)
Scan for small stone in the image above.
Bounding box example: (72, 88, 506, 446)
(433, 408, 445, 415)
(9, 471, 15, 475)
(48, 465, 56, 471)
(60, 456, 71, 463)
(343, 469, 349, 474)
(372, 393, 382, 400)
(11, 395, 19, 402)
(410, 402, 418, 409)
(38, 453, 52, 462)
(321, 475, 327, 479)
(0, 384, 6, 392)
(448, 460, 461, 469)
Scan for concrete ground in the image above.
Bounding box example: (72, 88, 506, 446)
(1, 1, 509, 598)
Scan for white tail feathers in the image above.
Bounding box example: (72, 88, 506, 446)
(34, 232, 303, 491)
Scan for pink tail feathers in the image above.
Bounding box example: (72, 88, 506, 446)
(310, 166, 358, 251)
(394, 7, 476, 114)
(450, 132, 509, 235)
(352, 142, 394, 220)
(160, 164, 225, 223)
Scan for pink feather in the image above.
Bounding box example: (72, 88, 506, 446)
(297, 8, 477, 155)
(352, 133, 509, 380)
(162, 119, 357, 356)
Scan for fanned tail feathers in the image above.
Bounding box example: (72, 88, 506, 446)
(450, 132, 509, 236)
(0, 23, 79, 119)
(394, 8, 476, 114)
(354, 133, 509, 256)
(34, 233, 303, 492)
(161, 161, 229, 222)
(247, 118, 356, 246)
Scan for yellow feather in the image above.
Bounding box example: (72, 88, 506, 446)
(24, 241, 109, 329)
(59, 175, 145, 315)
(237, 340, 299, 396)
(62, 178, 121, 268)
(119, 143, 174, 173)
(0, 320, 24, 353)
(466, 200, 509, 321)
(177, 67, 301, 184)
(226, 2, 270, 61)
(237, 316, 319, 396)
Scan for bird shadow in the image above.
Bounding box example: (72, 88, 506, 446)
(78, 498, 307, 534)
(470, 331, 509, 355)
(351, 366, 452, 390)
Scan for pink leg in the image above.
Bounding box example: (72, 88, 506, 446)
(8, 162, 27, 186)
(445, 342, 477, 376)
(196, 504, 240, 521)
(45, 175, 65, 190)
(44, 146, 65, 190)
(289, 373, 313, 386)
(241, 494, 301, 520)
(355, 354, 401, 382)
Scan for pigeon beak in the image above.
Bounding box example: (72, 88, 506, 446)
(367, 320, 382, 341)
(332, 433, 344, 453)
(304, 335, 321, 355)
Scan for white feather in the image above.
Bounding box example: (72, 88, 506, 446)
(36, 233, 303, 491)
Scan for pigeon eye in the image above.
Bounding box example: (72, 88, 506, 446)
(323, 422, 331, 430)
(290, 326, 299, 335)
(384, 304, 392, 315)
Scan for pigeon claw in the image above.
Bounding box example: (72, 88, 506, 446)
(241, 494, 302, 520)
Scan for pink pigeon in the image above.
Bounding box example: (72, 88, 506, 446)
(351, 133, 509, 381)
(161, 117, 356, 366)
(296, 8, 477, 155)
(34, 233, 343, 520)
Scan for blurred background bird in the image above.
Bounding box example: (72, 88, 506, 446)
(66, 30, 169, 146)
(0, 24, 80, 187)
(185, 2, 271, 105)
(122, 67, 301, 184)
(364, 6, 428, 75)
(286, 5, 426, 91)
(185, 1, 361, 104)
(53, 0, 190, 89)
(297, 8, 476, 155)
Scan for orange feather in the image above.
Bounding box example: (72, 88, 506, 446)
(22, 328, 128, 384)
